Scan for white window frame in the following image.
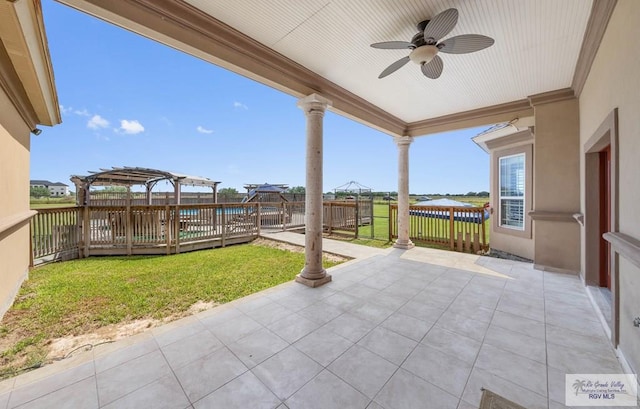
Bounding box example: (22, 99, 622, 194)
(498, 153, 525, 231)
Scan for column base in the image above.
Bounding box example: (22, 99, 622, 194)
(295, 272, 332, 288)
(393, 239, 415, 250)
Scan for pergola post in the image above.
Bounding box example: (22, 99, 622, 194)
(296, 93, 332, 288)
(394, 136, 415, 249)
(173, 180, 181, 205)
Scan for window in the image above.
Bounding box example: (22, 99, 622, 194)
(499, 153, 525, 230)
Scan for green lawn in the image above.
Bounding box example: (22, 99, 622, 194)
(0, 241, 341, 379)
(30, 198, 76, 209)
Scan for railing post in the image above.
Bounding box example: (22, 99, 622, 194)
(355, 200, 359, 239)
(83, 206, 90, 258)
(174, 205, 180, 254)
(221, 204, 226, 247)
(388, 205, 393, 241)
(327, 202, 333, 234)
(481, 208, 487, 250)
(449, 206, 455, 250)
(165, 205, 171, 255)
(125, 205, 133, 256)
(281, 202, 285, 231)
(257, 203, 262, 236)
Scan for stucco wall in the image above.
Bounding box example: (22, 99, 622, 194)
(532, 99, 581, 272)
(0, 84, 31, 319)
(579, 0, 640, 374)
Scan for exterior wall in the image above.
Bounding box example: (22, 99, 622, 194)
(487, 133, 535, 260)
(579, 0, 640, 374)
(532, 98, 581, 272)
(0, 85, 32, 318)
(49, 185, 69, 196)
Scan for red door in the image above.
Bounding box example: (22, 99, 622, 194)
(599, 145, 611, 288)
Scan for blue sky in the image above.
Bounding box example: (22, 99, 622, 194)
(32, 0, 490, 195)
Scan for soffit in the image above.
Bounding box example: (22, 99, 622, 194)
(0, 0, 60, 127)
(184, 0, 592, 124)
(55, 0, 597, 136)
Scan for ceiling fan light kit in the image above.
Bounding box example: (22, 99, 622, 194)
(409, 45, 438, 65)
(371, 8, 494, 79)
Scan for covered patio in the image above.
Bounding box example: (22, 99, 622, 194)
(2, 0, 639, 407)
(0, 235, 627, 408)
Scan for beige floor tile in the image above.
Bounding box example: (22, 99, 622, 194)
(252, 346, 322, 400)
(421, 326, 481, 364)
(475, 344, 548, 397)
(402, 344, 472, 397)
(380, 312, 434, 342)
(228, 327, 289, 368)
(328, 345, 397, 399)
(173, 346, 247, 402)
(96, 350, 172, 406)
(194, 371, 280, 409)
(101, 373, 189, 409)
(294, 326, 353, 367)
(357, 327, 417, 365)
(375, 368, 458, 409)
(286, 370, 369, 409)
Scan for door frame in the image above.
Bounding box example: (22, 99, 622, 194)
(584, 108, 619, 345)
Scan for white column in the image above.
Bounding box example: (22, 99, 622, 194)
(296, 94, 332, 287)
(394, 136, 415, 249)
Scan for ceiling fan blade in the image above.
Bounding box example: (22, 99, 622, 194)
(378, 56, 410, 78)
(439, 34, 495, 54)
(423, 8, 458, 43)
(371, 41, 413, 50)
(421, 55, 443, 79)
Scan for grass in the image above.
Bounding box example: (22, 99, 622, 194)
(0, 241, 341, 379)
(30, 197, 76, 209)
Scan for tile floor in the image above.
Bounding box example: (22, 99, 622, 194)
(0, 244, 635, 409)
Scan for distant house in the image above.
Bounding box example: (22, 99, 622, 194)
(30, 180, 70, 196)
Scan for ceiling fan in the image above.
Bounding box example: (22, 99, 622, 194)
(371, 8, 494, 79)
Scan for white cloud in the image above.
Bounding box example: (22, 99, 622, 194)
(196, 125, 213, 134)
(119, 119, 145, 134)
(59, 104, 72, 114)
(87, 114, 110, 129)
(74, 108, 90, 117)
(233, 101, 248, 110)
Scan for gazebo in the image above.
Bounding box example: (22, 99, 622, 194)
(242, 183, 289, 203)
(71, 166, 221, 206)
(334, 181, 372, 199)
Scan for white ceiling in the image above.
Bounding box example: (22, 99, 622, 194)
(184, 0, 593, 123)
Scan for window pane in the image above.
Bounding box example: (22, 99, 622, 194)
(500, 198, 524, 229)
(499, 155, 525, 197)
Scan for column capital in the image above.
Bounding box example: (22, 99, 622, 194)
(394, 136, 414, 146)
(297, 93, 332, 114)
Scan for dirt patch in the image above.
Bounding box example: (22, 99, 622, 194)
(251, 237, 350, 263)
(47, 318, 160, 359)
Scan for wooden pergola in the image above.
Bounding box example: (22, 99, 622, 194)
(71, 166, 221, 206)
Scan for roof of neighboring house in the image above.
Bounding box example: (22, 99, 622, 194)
(50, 182, 68, 187)
(30, 179, 53, 186)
